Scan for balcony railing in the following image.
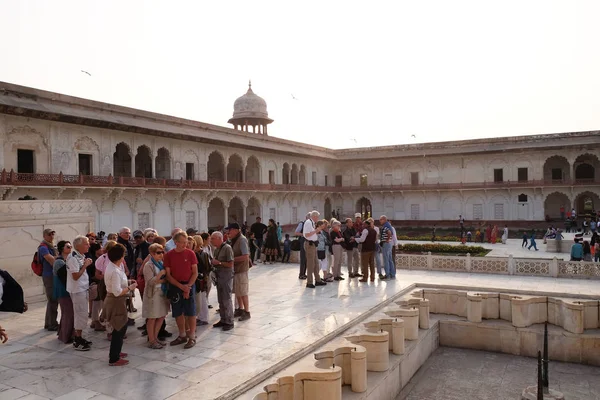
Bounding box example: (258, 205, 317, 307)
(1, 169, 598, 192)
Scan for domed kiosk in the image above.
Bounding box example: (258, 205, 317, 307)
(228, 81, 274, 135)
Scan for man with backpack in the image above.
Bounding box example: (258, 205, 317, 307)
(38, 228, 58, 331)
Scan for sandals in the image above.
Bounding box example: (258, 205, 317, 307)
(170, 336, 187, 346)
(149, 341, 164, 349)
(184, 338, 196, 349)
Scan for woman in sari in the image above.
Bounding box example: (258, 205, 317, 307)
(53, 240, 74, 344)
(491, 225, 498, 244)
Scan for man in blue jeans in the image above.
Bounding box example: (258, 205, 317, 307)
(379, 215, 395, 280)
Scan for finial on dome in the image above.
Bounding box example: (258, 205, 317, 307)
(248, 80, 252, 89)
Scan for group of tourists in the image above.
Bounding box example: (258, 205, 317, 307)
(29, 222, 250, 366)
(294, 211, 398, 288)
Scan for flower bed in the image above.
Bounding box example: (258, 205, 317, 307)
(397, 235, 502, 243)
(397, 243, 490, 256)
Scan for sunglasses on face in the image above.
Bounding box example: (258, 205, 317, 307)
(155, 251, 165, 255)
(65, 245, 72, 249)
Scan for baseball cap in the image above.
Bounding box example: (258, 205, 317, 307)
(133, 230, 144, 238)
(186, 228, 198, 236)
(43, 228, 55, 236)
(354, 213, 361, 218)
(226, 222, 241, 230)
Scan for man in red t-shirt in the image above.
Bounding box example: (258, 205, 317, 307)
(164, 231, 198, 349)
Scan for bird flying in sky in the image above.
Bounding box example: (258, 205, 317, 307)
(81, 70, 91, 76)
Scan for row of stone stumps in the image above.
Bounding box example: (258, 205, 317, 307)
(251, 297, 431, 399)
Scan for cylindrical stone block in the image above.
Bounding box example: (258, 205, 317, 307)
(393, 308, 419, 340)
(350, 346, 367, 393)
(277, 376, 294, 400)
(380, 319, 393, 350)
(294, 367, 342, 400)
(264, 383, 279, 400)
(392, 319, 405, 355)
(467, 293, 483, 323)
(346, 331, 389, 371)
(419, 299, 430, 330)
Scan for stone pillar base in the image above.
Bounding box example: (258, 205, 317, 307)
(521, 386, 564, 400)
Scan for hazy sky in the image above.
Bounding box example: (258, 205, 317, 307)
(1, 1, 599, 149)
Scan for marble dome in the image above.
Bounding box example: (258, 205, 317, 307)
(230, 82, 270, 120)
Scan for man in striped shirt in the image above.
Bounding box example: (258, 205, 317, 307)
(378, 215, 395, 280)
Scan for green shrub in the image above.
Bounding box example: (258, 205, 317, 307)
(397, 235, 502, 243)
(397, 243, 489, 255)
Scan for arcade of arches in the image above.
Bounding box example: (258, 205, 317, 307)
(543, 154, 598, 182)
(207, 197, 263, 230)
(544, 191, 600, 219)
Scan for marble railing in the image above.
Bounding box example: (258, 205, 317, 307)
(395, 253, 600, 279)
(2, 169, 599, 193)
(403, 288, 600, 334)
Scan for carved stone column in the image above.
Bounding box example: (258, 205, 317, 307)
(392, 319, 405, 355)
(467, 292, 483, 323)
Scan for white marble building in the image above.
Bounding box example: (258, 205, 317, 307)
(0, 81, 599, 235)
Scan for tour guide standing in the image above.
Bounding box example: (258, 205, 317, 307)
(66, 235, 93, 351)
(303, 211, 327, 288)
(39, 228, 59, 331)
(295, 213, 309, 280)
(164, 231, 198, 349)
(211, 232, 235, 330)
(227, 223, 251, 321)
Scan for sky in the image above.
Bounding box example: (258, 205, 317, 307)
(1, 0, 599, 149)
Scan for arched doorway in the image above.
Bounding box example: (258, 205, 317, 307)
(544, 192, 571, 220)
(574, 154, 598, 181)
(228, 197, 244, 223)
(245, 156, 261, 183)
(291, 164, 299, 185)
(207, 197, 225, 230)
(575, 191, 600, 216)
(324, 198, 332, 219)
(207, 151, 225, 181)
(113, 143, 132, 177)
(543, 155, 570, 181)
(227, 154, 244, 182)
(155, 148, 171, 179)
(356, 197, 372, 219)
(135, 145, 152, 178)
(299, 165, 307, 185)
(282, 163, 290, 184)
(246, 197, 261, 223)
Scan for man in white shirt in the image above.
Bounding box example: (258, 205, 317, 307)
(294, 214, 309, 279)
(165, 227, 182, 252)
(66, 235, 92, 351)
(303, 211, 327, 288)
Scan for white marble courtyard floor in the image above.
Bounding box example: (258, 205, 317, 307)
(1, 261, 599, 400)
